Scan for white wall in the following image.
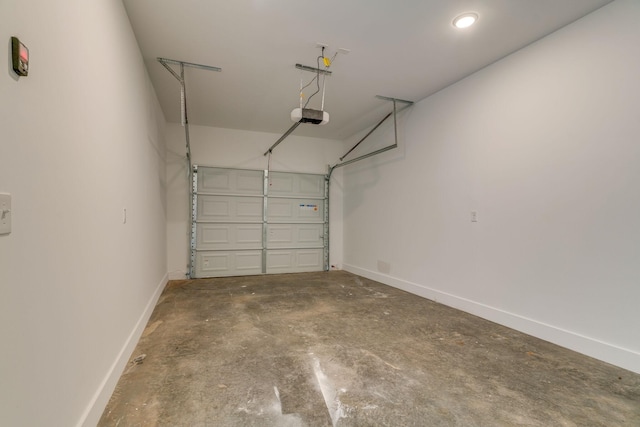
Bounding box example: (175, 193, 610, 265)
(166, 124, 345, 279)
(343, 0, 640, 374)
(0, 1, 167, 426)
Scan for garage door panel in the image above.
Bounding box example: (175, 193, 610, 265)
(201, 225, 229, 245)
(267, 199, 324, 223)
(236, 171, 264, 193)
(237, 199, 264, 219)
(202, 172, 229, 192)
(194, 250, 262, 278)
(237, 225, 263, 244)
(268, 200, 292, 218)
(268, 226, 292, 245)
(267, 224, 323, 248)
(266, 250, 293, 270)
(197, 195, 263, 222)
(298, 250, 323, 268)
(200, 198, 230, 218)
(298, 225, 322, 243)
(236, 252, 263, 270)
(266, 249, 324, 274)
(298, 176, 324, 197)
(269, 172, 324, 198)
(269, 175, 293, 194)
(199, 168, 263, 195)
(198, 252, 229, 272)
(197, 223, 263, 250)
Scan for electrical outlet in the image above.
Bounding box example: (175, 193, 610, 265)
(471, 211, 478, 222)
(0, 193, 12, 235)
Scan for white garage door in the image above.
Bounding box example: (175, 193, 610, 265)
(191, 166, 328, 278)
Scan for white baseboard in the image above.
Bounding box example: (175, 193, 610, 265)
(343, 264, 640, 375)
(78, 273, 168, 427)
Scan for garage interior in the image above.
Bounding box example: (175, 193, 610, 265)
(2, 1, 640, 426)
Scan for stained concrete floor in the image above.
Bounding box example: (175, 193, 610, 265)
(99, 271, 640, 426)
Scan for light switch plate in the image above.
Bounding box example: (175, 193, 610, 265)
(0, 193, 12, 235)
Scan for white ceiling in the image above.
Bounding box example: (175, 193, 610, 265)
(122, 0, 613, 140)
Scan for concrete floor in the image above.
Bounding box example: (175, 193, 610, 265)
(99, 271, 640, 426)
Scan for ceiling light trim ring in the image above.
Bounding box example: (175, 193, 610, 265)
(453, 13, 478, 29)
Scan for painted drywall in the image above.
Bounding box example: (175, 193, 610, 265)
(166, 124, 345, 279)
(0, 1, 167, 426)
(343, 0, 640, 374)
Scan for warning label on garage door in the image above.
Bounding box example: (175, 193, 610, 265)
(299, 204, 318, 211)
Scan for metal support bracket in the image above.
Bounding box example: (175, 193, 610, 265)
(375, 95, 413, 104)
(328, 96, 413, 179)
(158, 57, 222, 73)
(158, 57, 221, 278)
(295, 63, 332, 76)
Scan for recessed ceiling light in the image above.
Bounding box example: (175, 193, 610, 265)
(453, 13, 478, 29)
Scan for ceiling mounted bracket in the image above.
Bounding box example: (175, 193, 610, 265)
(375, 95, 414, 104)
(157, 57, 221, 127)
(157, 57, 221, 279)
(295, 63, 332, 76)
(158, 57, 222, 75)
(328, 95, 414, 179)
